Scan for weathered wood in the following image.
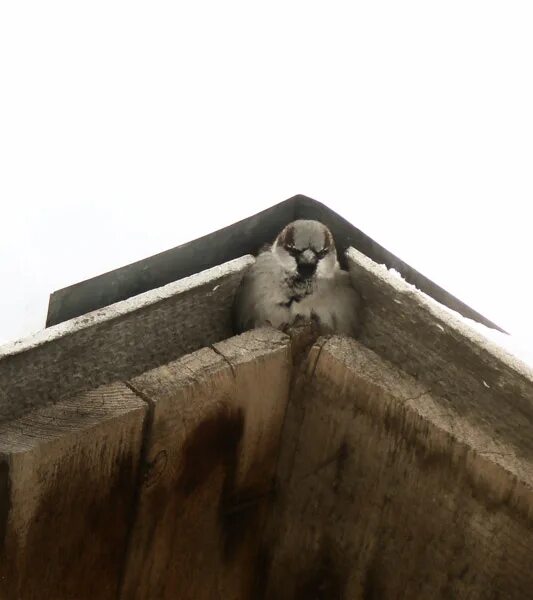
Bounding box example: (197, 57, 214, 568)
(264, 336, 533, 599)
(120, 328, 291, 600)
(347, 247, 533, 464)
(0, 240, 528, 599)
(0, 382, 147, 600)
(0, 256, 252, 422)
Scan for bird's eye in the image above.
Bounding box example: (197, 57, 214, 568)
(286, 246, 301, 257)
(317, 249, 328, 259)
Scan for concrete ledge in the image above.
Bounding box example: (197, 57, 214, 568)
(0, 256, 253, 422)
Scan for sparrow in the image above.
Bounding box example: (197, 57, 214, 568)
(234, 219, 360, 336)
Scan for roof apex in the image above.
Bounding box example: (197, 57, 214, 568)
(46, 195, 504, 332)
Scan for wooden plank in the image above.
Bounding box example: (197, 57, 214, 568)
(120, 328, 291, 600)
(0, 256, 252, 422)
(0, 382, 147, 600)
(264, 336, 533, 599)
(347, 246, 533, 463)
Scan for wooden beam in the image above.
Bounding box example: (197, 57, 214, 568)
(0, 383, 147, 600)
(0, 256, 252, 422)
(119, 328, 291, 600)
(264, 336, 533, 599)
(347, 246, 533, 463)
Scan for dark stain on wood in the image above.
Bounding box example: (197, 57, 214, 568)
(322, 377, 533, 527)
(251, 544, 272, 600)
(0, 458, 14, 598)
(177, 405, 245, 497)
(334, 440, 349, 489)
(220, 486, 272, 562)
(177, 405, 266, 561)
(142, 449, 168, 488)
(362, 554, 384, 600)
(0, 459, 10, 555)
(5, 449, 139, 600)
(294, 540, 347, 600)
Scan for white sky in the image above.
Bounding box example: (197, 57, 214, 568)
(1, 2, 532, 362)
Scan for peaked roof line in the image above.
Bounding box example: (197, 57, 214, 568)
(46, 195, 504, 332)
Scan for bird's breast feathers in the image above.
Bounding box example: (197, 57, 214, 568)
(234, 220, 360, 336)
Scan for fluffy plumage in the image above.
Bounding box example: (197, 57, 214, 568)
(234, 219, 360, 336)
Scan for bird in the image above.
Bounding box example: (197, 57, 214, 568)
(234, 219, 361, 336)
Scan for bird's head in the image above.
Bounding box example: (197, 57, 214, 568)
(272, 219, 338, 280)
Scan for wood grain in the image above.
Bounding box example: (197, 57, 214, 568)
(120, 328, 291, 600)
(0, 256, 252, 422)
(264, 336, 533, 600)
(0, 383, 147, 600)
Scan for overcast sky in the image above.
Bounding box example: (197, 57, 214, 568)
(1, 2, 532, 363)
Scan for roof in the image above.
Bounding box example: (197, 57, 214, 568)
(3, 194, 528, 426)
(45, 194, 504, 332)
(3, 204, 533, 597)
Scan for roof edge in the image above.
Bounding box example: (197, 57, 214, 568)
(46, 194, 505, 333)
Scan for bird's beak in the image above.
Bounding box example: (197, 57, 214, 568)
(299, 249, 317, 265)
(297, 249, 318, 279)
